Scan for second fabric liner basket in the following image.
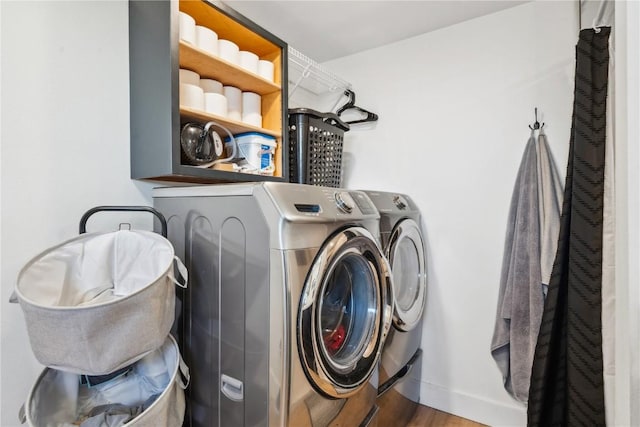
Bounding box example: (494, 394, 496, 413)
(20, 335, 188, 427)
(10, 206, 188, 375)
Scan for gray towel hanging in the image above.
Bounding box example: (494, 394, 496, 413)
(491, 128, 563, 403)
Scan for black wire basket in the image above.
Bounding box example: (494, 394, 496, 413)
(288, 108, 350, 187)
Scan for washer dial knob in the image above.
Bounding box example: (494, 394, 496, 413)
(335, 192, 355, 214)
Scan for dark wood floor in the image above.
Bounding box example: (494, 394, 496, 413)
(408, 405, 486, 427)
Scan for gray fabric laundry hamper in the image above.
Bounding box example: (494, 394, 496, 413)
(11, 229, 187, 375)
(20, 335, 189, 427)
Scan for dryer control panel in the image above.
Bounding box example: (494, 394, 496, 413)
(392, 195, 409, 210)
(365, 191, 419, 215)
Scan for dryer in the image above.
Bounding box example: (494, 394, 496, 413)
(364, 191, 427, 427)
(153, 182, 393, 427)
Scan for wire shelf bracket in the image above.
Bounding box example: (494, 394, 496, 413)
(288, 46, 352, 100)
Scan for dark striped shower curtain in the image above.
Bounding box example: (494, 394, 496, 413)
(527, 27, 611, 426)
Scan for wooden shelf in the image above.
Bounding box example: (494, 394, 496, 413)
(180, 106, 282, 137)
(179, 41, 280, 96)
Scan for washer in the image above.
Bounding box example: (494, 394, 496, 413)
(363, 191, 427, 427)
(153, 182, 393, 427)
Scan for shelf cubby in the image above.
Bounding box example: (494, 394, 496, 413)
(129, 0, 288, 183)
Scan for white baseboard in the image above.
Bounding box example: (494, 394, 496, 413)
(419, 381, 526, 426)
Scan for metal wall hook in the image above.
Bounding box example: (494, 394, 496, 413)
(528, 107, 545, 130)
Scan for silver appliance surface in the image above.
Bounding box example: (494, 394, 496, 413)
(153, 182, 392, 427)
(363, 190, 427, 423)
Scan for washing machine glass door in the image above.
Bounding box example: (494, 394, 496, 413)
(299, 226, 393, 399)
(387, 218, 426, 332)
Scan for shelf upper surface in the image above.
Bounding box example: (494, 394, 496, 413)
(179, 42, 281, 95)
(180, 106, 282, 137)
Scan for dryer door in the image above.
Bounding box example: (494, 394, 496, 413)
(298, 226, 393, 399)
(387, 218, 427, 332)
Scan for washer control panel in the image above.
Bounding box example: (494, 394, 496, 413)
(285, 186, 379, 218)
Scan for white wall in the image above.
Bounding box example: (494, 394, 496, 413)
(323, 2, 578, 425)
(0, 2, 154, 425)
